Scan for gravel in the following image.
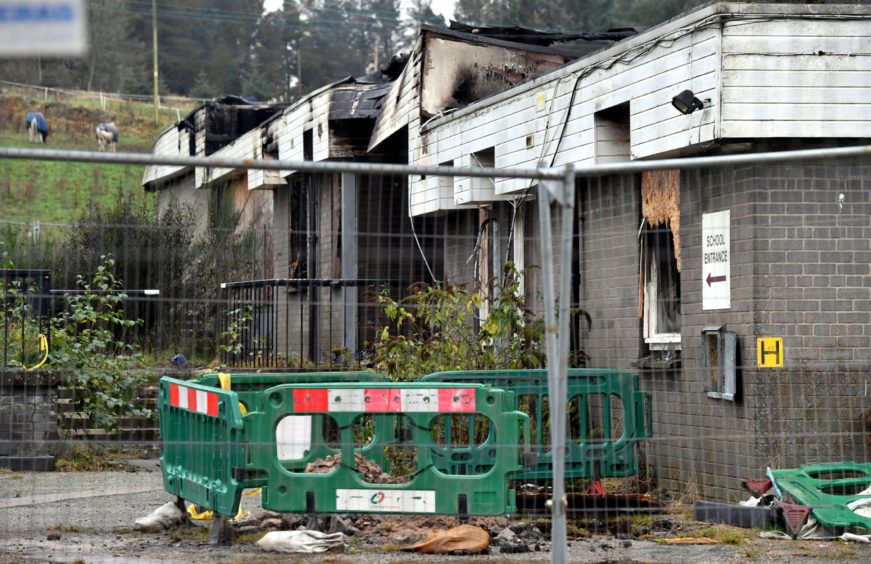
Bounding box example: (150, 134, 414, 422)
(2, 464, 871, 562)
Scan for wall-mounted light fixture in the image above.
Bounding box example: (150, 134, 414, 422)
(671, 90, 705, 115)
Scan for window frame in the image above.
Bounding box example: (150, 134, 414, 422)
(641, 220, 681, 350)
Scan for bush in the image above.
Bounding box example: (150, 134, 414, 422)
(373, 263, 587, 379)
(51, 256, 151, 430)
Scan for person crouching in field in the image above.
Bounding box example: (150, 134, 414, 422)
(25, 111, 48, 143)
(96, 121, 119, 152)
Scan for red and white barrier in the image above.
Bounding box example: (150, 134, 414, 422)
(168, 383, 220, 417)
(291, 388, 476, 413)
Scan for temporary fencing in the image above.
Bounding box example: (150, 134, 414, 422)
(160, 375, 533, 517)
(423, 369, 651, 481)
(2, 144, 871, 563)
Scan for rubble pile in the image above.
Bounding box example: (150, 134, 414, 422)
(304, 453, 409, 484)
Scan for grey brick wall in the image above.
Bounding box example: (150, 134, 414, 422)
(0, 371, 59, 470)
(578, 159, 871, 501)
(741, 159, 871, 475)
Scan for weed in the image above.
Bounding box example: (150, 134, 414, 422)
(374, 263, 589, 379)
(168, 525, 209, 542)
(234, 530, 268, 544)
(684, 525, 750, 546)
(55, 443, 144, 471)
(380, 543, 402, 553)
(565, 522, 589, 538)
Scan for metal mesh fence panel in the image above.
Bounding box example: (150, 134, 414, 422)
(1, 149, 871, 562)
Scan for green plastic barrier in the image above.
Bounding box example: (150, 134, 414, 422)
(160, 379, 533, 517)
(195, 371, 394, 470)
(771, 462, 871, 532)
(246, 383, 532, 516)
(159, 378, 246, 516)
(422, 369, 652, 481)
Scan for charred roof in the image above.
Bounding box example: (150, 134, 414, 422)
(446, 21, 641, 46)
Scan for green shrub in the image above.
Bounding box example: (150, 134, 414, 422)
(373, 263, 587, 380)
(51, 256, 151, 430)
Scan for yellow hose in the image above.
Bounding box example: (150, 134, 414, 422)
(24, 334, 48, 371)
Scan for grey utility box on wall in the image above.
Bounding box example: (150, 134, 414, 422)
(702, 325, 738, 401)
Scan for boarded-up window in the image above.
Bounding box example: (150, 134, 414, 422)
(641, 170, 680, 270)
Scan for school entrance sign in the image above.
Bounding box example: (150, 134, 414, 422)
(702, 210, 730, 310)
(0, 0, 87, 56)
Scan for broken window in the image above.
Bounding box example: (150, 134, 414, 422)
(303, 129, 313, 161)
(594, 102, 630, 163)
(289, 176, 310, 278)
(640, 170, 681, 349)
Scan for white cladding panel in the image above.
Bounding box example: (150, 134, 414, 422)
(411, 18, 721, 214)
(199, 128, 261, 188)
(370, 44, 423, 151)
(721, 19, 871, 139)
(276, 90, 334, 177)
(142, 127, 184, 186)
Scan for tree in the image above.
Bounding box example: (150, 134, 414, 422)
(252, 1, 302, 101)
(297, 1, 365, 90)
(126, 0, 265, 96)
(365, 0, 402, 63)
(398, 0, 445, 52)
(454, 0, 614, 32)
(612, 0, 702, 27)
(241, 64, 276, 101)
(189, 69, 219, 99)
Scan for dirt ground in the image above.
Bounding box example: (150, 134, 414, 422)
(1, 461, 871, 563)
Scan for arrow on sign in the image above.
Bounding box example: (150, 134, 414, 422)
(706, 273, 727, 287)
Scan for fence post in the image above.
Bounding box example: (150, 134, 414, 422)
(537, 164, 575, 564)
(341, 172, 357, 358)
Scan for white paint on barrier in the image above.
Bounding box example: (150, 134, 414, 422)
(177, 386, 188, 409)
(400, 389, 439, 412)
(195, 390, 208, 414)
(328, 389, 365, 412)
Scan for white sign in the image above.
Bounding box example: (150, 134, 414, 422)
(336, 489, 436, 513)
(702, 210, 730, 310)
(0, 0, 88, 56)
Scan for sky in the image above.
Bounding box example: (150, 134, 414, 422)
(263, 0, 456, 21)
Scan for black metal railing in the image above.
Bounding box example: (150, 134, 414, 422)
(1, 269, 52, 369)
(1, 268, 164, 369)
(219, 278, 420, 369)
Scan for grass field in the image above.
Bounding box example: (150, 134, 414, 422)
(0, 130, 153, 224)
(0, 87, 197, 225)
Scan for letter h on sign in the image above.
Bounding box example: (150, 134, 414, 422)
(757, 337, 783, 368)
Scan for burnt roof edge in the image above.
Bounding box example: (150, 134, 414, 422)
(418, 24, 584, 59)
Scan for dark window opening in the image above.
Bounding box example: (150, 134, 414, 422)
(594, 102, 630, 163)
(472, 147, 495, 169)
(303, 129, 313, 161)
(289, 177, 310, 278)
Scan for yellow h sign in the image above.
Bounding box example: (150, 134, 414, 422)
(757, 337, 783, 368)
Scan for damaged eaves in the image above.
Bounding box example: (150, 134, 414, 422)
(420, 24, 609, 58)
(419, 31, 576, 119)
(202, 100, 287, 156)
(446, 21, 641, 48)
(327, 82, 393, 121)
